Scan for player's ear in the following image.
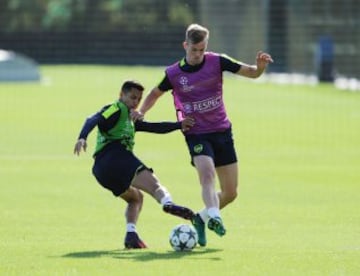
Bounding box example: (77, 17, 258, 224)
(183, 41, 188, 50)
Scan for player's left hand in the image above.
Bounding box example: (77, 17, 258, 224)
(256, 51, 274, 69)
(181, 117, 195, 132)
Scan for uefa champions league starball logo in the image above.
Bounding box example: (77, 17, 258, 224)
(179, 76, 188, 85)
(179, 76, 193, 92)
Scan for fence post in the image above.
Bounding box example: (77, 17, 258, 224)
(316, 36, 334, 82)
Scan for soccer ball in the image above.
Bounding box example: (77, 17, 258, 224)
(169, 224, 198, 251)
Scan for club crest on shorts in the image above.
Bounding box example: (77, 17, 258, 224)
(193, 144, 203, 153)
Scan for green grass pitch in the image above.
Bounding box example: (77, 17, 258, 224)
(0, 65, 359, 275)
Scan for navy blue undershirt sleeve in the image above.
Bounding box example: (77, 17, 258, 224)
(134, 120, 182, 133)
(220, 55, 242, 73)
(78, 105, 116, 140)
(158, 74, 172, 92)
(78, 112, 104, 140)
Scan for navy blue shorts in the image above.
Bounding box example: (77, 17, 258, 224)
(185, 128, 237, 167)
(92, 142, 150, 197)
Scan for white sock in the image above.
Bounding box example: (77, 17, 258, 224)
(160, 194, 172, 206)
(199, 209, 209, 223)
(126, 223, 136, 232)
(207, 207, 221, 219)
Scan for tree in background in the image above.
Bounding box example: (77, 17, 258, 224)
(0, 0, 196, 32)
(0, 0, 45, 32)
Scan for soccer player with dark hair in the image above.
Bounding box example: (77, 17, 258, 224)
(74, 80, 195, 249)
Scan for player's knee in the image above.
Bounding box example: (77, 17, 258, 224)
(121, 187, 144, 209)
(221, 189, 238, 205)
(199, 169, 216, 185)
(227, 190, 238, 203)
(134, 169, 160, 194)
(136, 189, 144, 204)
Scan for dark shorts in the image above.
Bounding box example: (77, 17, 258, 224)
(185, 128, 237, 167)
(92, 142, 150, 197)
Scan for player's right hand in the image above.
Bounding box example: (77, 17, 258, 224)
(130, 109, 144, 122)
(74, 138, 87, 155)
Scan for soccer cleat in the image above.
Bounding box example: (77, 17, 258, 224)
(163, 203, 194, 220)
(191, 213, 207, 247)
(207, 216, 226, 237)
(124, 232, 147, 249)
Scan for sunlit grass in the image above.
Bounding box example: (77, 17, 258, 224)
(0, 65, 359, 275)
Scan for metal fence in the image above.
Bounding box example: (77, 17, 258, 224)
(200, 0, 359, 78)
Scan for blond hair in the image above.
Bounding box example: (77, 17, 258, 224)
(185, 23, 209, 44)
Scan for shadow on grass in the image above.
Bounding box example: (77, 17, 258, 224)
(61, 248, 223, 261)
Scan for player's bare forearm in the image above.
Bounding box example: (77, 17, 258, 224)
(139, 88, 163, 115)
(239, 64, 264, 78)
(238, 51, 274, 78)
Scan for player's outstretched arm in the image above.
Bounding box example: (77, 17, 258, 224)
(237, 51, 273, 78)
(139, 87, 164, 116)
(134, 116, 194, 134)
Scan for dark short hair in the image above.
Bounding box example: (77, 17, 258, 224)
(121, 80, 145, 93)
(185, 23, 209, 44)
